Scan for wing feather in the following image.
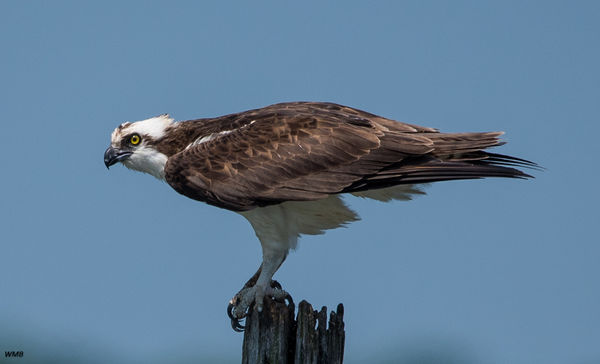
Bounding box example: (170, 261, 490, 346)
(164, 102, 535, 211)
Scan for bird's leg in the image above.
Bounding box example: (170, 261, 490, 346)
(227, 248, 293, 332)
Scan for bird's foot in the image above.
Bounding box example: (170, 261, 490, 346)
(227, 280, 293, 332)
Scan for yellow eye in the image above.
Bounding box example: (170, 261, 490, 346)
(130, 134, 141, 145)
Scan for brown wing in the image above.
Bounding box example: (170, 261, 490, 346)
(164, 102, 534, 211)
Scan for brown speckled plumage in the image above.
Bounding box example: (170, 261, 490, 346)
(144, 102, 535, 211)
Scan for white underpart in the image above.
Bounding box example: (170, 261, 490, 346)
(122, 145, 168, 180)
(240, 195, 359, 253)
(240, 185, 426, 255)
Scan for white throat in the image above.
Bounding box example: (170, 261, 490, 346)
(122, 146, 168, 180)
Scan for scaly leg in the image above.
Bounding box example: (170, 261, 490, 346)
(227, 248, 293, 332)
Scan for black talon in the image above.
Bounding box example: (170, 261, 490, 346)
(227, 279, 292, 333)
(284, 293, 294, 306)
(227, 301, 247, 332)
(227, 301, 235, 321)
(232, 318, 245, 332)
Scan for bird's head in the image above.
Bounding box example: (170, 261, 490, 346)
(104, 114, 173, 180)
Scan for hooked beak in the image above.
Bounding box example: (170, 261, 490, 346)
(104, 146, 132, 169)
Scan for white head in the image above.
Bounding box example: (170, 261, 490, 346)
(104, 115, 174, 180)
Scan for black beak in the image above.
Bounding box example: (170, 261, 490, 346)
(104, 146, 132, 169)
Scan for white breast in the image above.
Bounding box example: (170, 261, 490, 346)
(239, 195, 359, 252)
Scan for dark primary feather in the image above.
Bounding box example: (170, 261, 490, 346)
(163, 102, 536, 211)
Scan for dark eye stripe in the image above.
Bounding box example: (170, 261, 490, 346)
(121, 133, 142, 147)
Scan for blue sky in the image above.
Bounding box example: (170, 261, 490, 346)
(1, 1, 598, 363)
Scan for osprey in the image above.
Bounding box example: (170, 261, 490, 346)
(104, 102, 536, 331)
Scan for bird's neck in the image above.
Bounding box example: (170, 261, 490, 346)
(154, 121, 210, 157)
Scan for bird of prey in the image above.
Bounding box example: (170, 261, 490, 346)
(104, 102, 536, 331)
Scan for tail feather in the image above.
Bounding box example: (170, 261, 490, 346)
(484, 152, 542, 170)
(344, 158, 533, 191)
(342, 131, 538, 193)
(427, 131, 505, 156)
(378, 159, 531, 180)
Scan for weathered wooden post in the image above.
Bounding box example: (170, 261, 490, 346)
(241, 298, 345, 364)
